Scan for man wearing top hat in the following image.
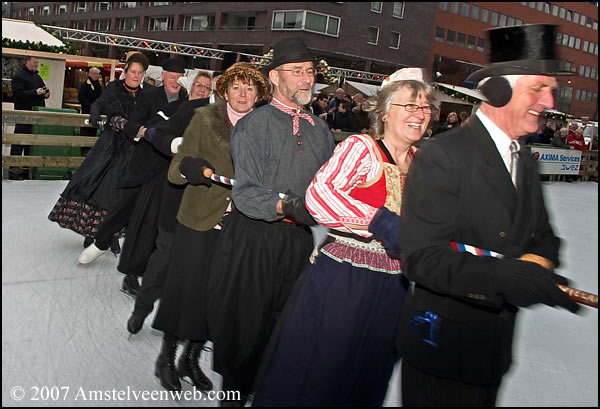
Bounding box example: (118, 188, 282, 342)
(395, 24, 580, 406)
(206, 37, 335, 402)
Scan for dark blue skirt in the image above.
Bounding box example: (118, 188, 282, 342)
(253, 251, 409, 407)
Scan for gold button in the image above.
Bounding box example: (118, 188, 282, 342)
(499, 231, 506, 238)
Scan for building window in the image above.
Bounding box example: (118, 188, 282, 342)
(581, 90, 587, 101)
(556, 32, 563, 45)
(96, 2, 111, 11)
(566, 10, 572, 22)
(573, 12, 579, 24)
(367, 26, 379, 45)
(446, 29, 456, 45)
(390, 31, 401, 49)
(370, 2, 382, 13)
(575, 89, 581, 100)
(183, 15, 215, 31)
(582, 40, 589, 53)
(457, 32, 466, 47)
(467, 35, 476, 50)
(435, 26, 445, 43)
(272, 11, 303, 30)
(515, 19, 522, 25)
(393, 2, 404, 18)
(119, 17, 139, 31)
(56, 4, 68, 14)
(568, 36, 575, 48)
(75, 2, 87, 13)
(491, 12, 498, 26)
(327, 16, 340, 36)
(461, 3, 469, 17)
(73, 20, 87, 30)
(574, 38, 581, 50)
(150, 2, 172, 5)
(28, 7, 35, 16)
(149, 17, 174, 31)
(439, 2, 448, 11)
(471, 5, 479, 20)
(41, 6, 50, 16)
(552, 5, 558, 16)
(544, 2, 550, 13)
(559, 7, 566, 19)
(585, 66, 591, 78)
(536, 2, 543, 11)
(499, 14, 507, 27)
(507, 16, 515, 26)
(480, 8, 489, 23)
(528, 2, 535, 8)
(593, 19, 598, 30)
(449, 2, 459, 14)
(580, 15, 586, 26)
(561, 34, 569, 47)
(305, 12, 340, 36)
(95, 19, 111, 31)
(477, 37, 485, 52)
(579, 64, 585, 76)
(120, 2, 138, 8)
(590, 68, 596, 79)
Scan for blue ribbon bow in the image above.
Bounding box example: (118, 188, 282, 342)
(410, 311, 440, 348)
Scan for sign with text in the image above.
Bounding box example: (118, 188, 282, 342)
(529, 147, 581, 175)
(38, 62, 51, 81)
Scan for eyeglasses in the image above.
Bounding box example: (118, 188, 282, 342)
(390, 103, 433, 114)
(193, 83, 212, 91)
(278, 68, 317, 77)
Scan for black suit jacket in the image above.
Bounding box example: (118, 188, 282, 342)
(397, 116, 560, 385)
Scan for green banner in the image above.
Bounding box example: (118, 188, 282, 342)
(38, 62, 51, 80)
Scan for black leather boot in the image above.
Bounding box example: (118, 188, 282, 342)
(111, 236, 121, 255)
(121, 274, 140, 298)
(155, 335, 181, 392)
(178, 341, 213, 391)
(126, 312, 145, 335)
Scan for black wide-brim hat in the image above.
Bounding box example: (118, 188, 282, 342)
(262, 37, 316, 74)
(468, 24, 570, 84)
(125, 52, 149, 71)
(162, 58, 185, 74)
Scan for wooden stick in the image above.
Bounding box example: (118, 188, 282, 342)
(557, 285, 598, 308)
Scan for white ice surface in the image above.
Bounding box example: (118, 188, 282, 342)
(2, 180, 598, 407)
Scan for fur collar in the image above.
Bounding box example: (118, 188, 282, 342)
(194, 98, 232, 150)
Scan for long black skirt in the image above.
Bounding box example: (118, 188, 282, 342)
(152, 223, 219, 341)
(117, 171, 166, 276)
(206, 208, 313, 396)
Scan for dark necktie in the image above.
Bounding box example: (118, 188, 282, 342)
(509, 141, 519, 188)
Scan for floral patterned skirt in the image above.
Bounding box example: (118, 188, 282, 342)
(48, 196, 122, 239)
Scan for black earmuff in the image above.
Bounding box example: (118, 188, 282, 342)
(478, 76, 513, 108)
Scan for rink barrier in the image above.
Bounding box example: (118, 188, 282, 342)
(580, 150, 598, 181)
(2, 109, 104, 170)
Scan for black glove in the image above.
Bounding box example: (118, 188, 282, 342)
(144, 127, 157, 143)
(179, 156, 215, 186)
(281, 191, 316, 226)
(88, 112, 101, 127)
(497, 258, 580, 313)
(368, 207, 401, 256)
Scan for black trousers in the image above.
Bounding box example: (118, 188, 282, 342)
(132, 226, 174, 318)
(94, 186, 140, 250)
(402, 359, 500, 407)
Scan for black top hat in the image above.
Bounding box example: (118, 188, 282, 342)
(162, 58, 185, 74)
(262, 37, 315, 73)
(468, 24, 569, 84)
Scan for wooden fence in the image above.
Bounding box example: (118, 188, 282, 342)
(2, 109, 104, 171)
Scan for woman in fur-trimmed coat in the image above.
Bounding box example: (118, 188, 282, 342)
(150, 62, 269, 394)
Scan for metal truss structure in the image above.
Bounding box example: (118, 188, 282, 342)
(42, 25, 387, 84)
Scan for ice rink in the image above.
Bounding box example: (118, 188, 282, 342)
(2, 179, 598, 407)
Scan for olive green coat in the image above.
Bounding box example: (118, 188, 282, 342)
(168, 99, 234, 231)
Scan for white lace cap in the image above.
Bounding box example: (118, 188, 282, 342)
(381, 67, 426, 88)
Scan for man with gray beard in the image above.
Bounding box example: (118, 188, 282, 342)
(206, 37, 334, 404)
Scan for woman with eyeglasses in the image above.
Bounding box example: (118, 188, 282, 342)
(252, 68, 433, 406)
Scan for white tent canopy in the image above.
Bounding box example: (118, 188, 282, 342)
(435, 82, 486, 102)
(2, 18, 66, 47)
(313, 83, 329, 93)
(344, 80, 379, 96)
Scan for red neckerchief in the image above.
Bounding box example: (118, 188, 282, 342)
(270, 97, 315, 135)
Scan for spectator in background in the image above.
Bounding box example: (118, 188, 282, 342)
(310, 92, 329, 121)
(352, 98, 371, 134)
(458, 110, 469, 125)
(539, 120, 554, 144)
(440, 111, 459, 133)
(352, 92, 364, 109)
(325, 87, 345, 126)
(10, 55, 50, 180)
(78, 67, 104, 155)
(567, 127, 586, 152)
(145, 77, 157, 87)
(552, 127, 568, 148)
(330, 100, 359, 132)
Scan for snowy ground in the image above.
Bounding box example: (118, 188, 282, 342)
(2, 180, 598, 407)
